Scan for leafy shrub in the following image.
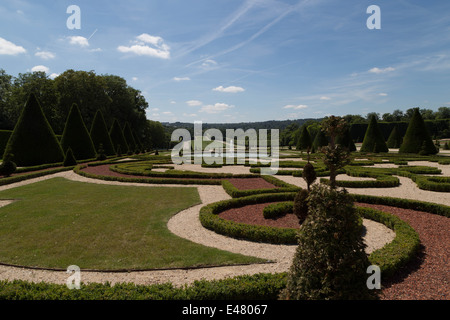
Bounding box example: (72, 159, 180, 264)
(281, 184, 377, 300)
(63, 148, 77, 167)
(90, 110, 115, 156)
(60, 103, 96, 161)
(302, 162, 316, 191)
(360, 115, 388, 153)
(3, 94, 64, 166)
(399, 108, 437, 155)
(0, 153, 16, 177)
(292, 189, 309, 224)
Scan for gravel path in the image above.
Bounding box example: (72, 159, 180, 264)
(0, 169, 394, 288)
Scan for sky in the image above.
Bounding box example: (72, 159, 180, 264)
(1, 0, 450, 124)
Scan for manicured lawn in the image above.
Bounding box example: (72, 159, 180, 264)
(0, 178, 262, 270)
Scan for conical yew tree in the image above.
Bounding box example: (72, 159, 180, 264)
(122, 122, 136, 153)
(296, 126, 312, 151)
(109, 119, 128, 153)
(386, 125, 402, 149)
(336, 127, 356, 152)
(90, 110, 115, 156)
(399, 108, 437, 155)
(360, 115, 388, 153)
(2, 93, 64, 166)
(60, 103, 96, 160)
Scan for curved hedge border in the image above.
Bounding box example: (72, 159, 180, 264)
(263, 202, 293, 219)
(221, 176, 299, 198)
(200, 192, 421, 279)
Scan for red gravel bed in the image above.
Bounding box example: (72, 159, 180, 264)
(218, 202, 299, 229)
(219, 201, 449, 300)
(355, 203, 449, 300)
(226, 178, 278, 190)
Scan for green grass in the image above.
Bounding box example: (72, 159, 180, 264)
(0, 178, 262, 270)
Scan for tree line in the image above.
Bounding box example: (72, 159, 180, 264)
(0, 69, 167, 149)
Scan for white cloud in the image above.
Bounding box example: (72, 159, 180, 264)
(213, 85, 245, 93)
(183, 113, 198, 117)
(283, 104, 308, 110)
(35, 51, 55, 60)
(31, 65, 50, 73)
(200, 103, 234, 114)
(68, 36, 89, 47)
(202, 59, 218, 68)
(320, 96, 331, 100)
(0, 37, 26, 55)
(132, 77, 138, 81)
(151, 108, 160, 111)
(173, 77, 191, 81)
(186, 100, 203, 107)
(162, 111, 173, 115)
(379, 93, 388, 96)
(368, 67, 395, 74)
(118, 33, 170, 59)
(49, 73, 60, 79)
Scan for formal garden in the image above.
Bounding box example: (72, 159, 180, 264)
(0, 94, 449, 300)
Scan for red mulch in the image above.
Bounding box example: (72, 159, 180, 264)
(219, 201, 449, 300)
(226, 178, 278, 190)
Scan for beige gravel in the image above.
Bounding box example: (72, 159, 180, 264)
(0, 168, 396, 287)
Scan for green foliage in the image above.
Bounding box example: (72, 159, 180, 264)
(296, 126, 312, 151)
(336, 127, 356, 152)
(360, 115, 388, 153)
(60, 104, 96, 160)
(263, 202, 293, 219)
(302, 162, 316, 191)
(312, 128, 329, 151)
(399, 108, 437, 155)
(63, 148, 77, 167)
(0, 153, 16, 177)
(443, 142, 449, 150)
(386, 125, 402, 148)
(109, 119, 129, 153)
(0, 130, 12, 157)
(2, 94, 64, 166)
(293, 189, 309, 224)
(281, 184, 377, 300)
(122, 122, 137, 153)
(96, 143, 107, 161)
(90, 110, 115, 156)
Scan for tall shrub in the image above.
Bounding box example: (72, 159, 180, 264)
(280, 184, 377, 300)
(2, 94, 64, 166)
(123, 122, 137, 153)
(60, 103, 96, 160)
(109, 119, 128, 154)
(386, 125, 402, 149)
(399, 108, 437, 155)
(296, 126, 312, 151)
(312, 129, 328, 152)
(90, 110, 115, 156)
(360, 115, 388, 153)
(336, 127, 356, 152)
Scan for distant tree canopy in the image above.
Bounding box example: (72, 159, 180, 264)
(0, 69, 168, 150)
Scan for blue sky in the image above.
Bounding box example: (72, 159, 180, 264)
(1, 0, 450, 123)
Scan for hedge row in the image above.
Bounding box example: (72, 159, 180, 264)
(0, 272, 287, 300)
(221, 176, 300, 198)
(0, 166, 74, 186)
(199, 192, 421, 278)
(199, 193, 298, 244)
(74, 165, 223, 185)
(263, 202, 293, 219)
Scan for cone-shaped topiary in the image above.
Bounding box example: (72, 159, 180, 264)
(90, 110, 115, 156)
(123, 122, 136, 153)
(296, 126, 312, 151)
(280, 183, 378, 300)
(312, 129, 328, 151)
(302, 162, 317, 191)
(109, 119, 128, 154)
(386, 125, 402, 149)
(336, 127, 356, 152)
(60, 103, 96, 161)
(63, 147, 77, 167)
(0, 153, 17, 177)
(2, 94, 64, 166)
(399, 108, 437, 155)
(360, 115, 388, 153)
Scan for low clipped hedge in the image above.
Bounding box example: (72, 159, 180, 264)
(0, 272, 287, 300)
(0, 166, 74, 186)
(321, 172, 400, 188)
(263, 202, 293, 219)
(221, 176, 299, 198)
